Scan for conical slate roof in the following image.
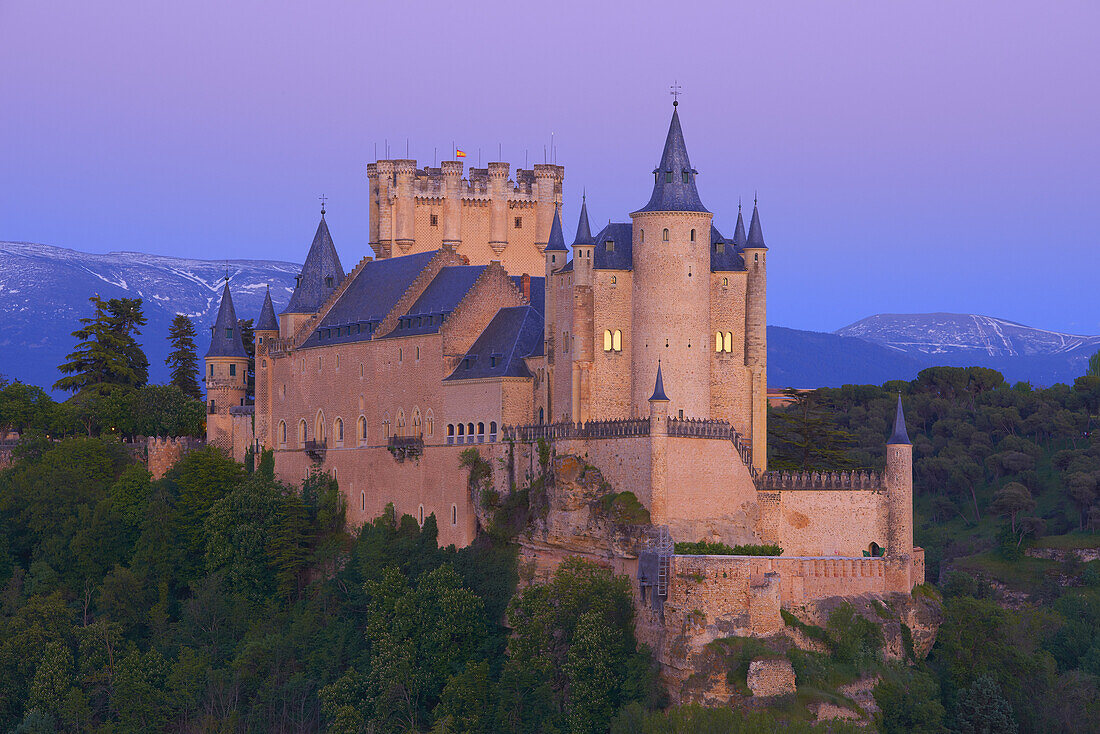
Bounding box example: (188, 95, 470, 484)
(649, 360, 669, 402)
(283, 216, 346, 314)
(205, 282, 248, 358)
(636, 106, 708, 214)
(571, 196, 595, 247)
(745, 201, 767, 249)
(888, 394, 911, 445)
(545, 207, 568, 252)
(256, 287, 278, 331)
(732, 206, 747, 247)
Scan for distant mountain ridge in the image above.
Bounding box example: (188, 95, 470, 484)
(0, 243, 1095, 393)
(0, 241, 300, 392)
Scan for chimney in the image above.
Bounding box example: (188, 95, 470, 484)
(521, 273, 531, 303)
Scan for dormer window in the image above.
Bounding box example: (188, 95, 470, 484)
(665, 171, 672, 183)
(325, 276, 334, 288)
(225, 327, 232, 338)
(605, 240, 614, 253)
(682, 171, 689, 183)
(295, 275, 301, 288)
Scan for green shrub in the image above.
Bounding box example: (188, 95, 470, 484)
(598, 491, 651, 525)
(674, 540, 783, 556)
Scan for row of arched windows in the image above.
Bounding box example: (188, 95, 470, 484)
(446, 421, 498, 445)
(277, 408, 434, 449)
(355, 492, 461, 529)
(641, 227, 696, 244)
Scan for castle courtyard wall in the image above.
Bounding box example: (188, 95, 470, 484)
(758, 488, 890, 557)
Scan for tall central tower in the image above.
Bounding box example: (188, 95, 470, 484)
(630, 104, 714, 418)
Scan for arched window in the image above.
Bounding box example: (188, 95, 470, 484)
(361, 491, 365, 511)
(457, 423, 465, 437)
(452, 504, 457, 525)
(477, 422, 485, 438)
(358, 415, 367, 445)
(610, 275, 617, 286)
(640, 230, 644, 243)
(412, 408, 422, 436)
(382, 412, 391, 440)
(447, 423, 455, 444)
(715, 331, 723, 352)
(334, 417, 344, 445)
(315, 411, 326, 445)
(418, 504, 425, 526)
(279, 420, 287, 448)
(539, 407, 545, 424)
(489, 421, 497, 440)
(722, 277, 728, 287)
(612, 330, 622, 352)
(396, 410, 406, 437)
(690, 228, 696, 242)
(603, 330, 613, 352)
(662, 228, 669, 242)
(426, 410, 434, 436)
(298, 419, 307, 446)
(467, 423, 474, 438)
(724, 332, 733, 353)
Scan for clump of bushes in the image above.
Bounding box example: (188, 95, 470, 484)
(674, 540, 783, 556)
(598, 491, 651, 524)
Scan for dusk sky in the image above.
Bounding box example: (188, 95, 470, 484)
(2, 1, 1097, 334)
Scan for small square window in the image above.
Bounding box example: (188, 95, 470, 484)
(430, 213, 439, 227)
(514, 216, 522, 228)
(605, 240, 614, 252)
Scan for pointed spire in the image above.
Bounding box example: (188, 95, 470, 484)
(888, 394, 911, 445)
(283, 215, 346, 314)
(635, 106, 709, 214)
(545, 205, 567, 252)
(732, 206, 747, 247)
(205, 281, 248, 358)
(256, 287, 278, 332)
(649, 360, 669, 402)
(745, 199, 767, 249)
(571, 195, 594, 248)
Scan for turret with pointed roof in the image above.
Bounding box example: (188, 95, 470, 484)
(732, 203, 747, 247)
(571, 195, 594, 248)
(649, 360, 669, 402)
(888, 395, 911, 445)
(206, 282, 248, 359)
(544, 206, 568, 252)
(745, 200, 767, 250)
(636, 105, 708, 214)
(283, 214, 346, 315)
(256, 287, 279, 332)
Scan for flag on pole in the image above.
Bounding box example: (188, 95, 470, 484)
(455, 149, 467, 158)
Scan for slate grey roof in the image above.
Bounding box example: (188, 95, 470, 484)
(256, 288, 279, 331)
(649, 360, 669, 401)
(888, 395, 911, 445)
(544, 208, 568, 252)
(733, 207, 747, 246)
(710, 225, 745, 272)
(384, 265, 487, 338)
(301, 250, 434, 347)
(745, 202, 767, 249)
(571, 197, 595, 247)
(445, 305, 543, 381)
(283, 216, 346, 314)
(512, 275, 546, 313)
(635, 107, 709, 214)
(205, 282, 248, 358)
(592, 223, 634, 270)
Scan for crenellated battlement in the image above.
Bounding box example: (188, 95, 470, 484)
(371, 159, 564, 203)
(146, 435, 204, 479)
(755, 469, 885, 491)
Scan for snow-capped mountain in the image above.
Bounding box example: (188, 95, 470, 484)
(836, 313, 1100, 385)
(0, 241, 300, 393)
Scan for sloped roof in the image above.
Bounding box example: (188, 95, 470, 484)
(888, 395, 911, 445)
(384, 265, 486, 338)
(512, 275, 546, 314)
(745, 202, 767, 249)
(300, 250, 435, 347)
(635, 106, 709, 214)
(710, 225, 746, 272)
(205, 282, 248, 358)
(649, 360, 669, 401)
(592, 223, 634, 270)
(256, 288, 279, 331)
(283, 216, 346, 314)
(732, 207, 747, 246)
(545, 208, 568, 252)
(444, 305, 543, 381)
(571, 197, 595, 247)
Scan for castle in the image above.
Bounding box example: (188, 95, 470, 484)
(204, 104, 922, 622)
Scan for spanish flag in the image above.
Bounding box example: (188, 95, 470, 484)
(455, 150, 467, 158)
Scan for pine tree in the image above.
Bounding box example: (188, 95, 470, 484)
(769, 388, 856, 471)
(54, 295, 149, 394)
(166, 314, 201, 399)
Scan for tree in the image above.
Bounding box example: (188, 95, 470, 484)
(54, 296, 148, 394)
(165, 315, 201, 399)
(1088, 349, 1100, 378)
(989, 483, 1035, 537)
(0, 380, 57, 436)
(769, 388, 856, 471)
(873, 667, 946, 734)
(1064, 473, 1098, 530)
(954, 674, 1018, 734)
(238, 318, 255, 404)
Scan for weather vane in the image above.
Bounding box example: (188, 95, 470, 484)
(319, 194, 328, 216)
(670, 80, 682, 106)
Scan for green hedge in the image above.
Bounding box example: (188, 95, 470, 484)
(674, 540, 783, 556)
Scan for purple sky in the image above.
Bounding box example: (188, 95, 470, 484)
(2, 1, 1097, 334)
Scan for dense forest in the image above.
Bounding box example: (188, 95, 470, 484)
(1, 294, 1099, 731)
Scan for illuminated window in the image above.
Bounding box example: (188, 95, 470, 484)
(724, 332, 733, 353)
(715, 332, 722, 352)
(604, 330, 613, 352)
(610, 275, 617, 286)
(612, 330, 622, 352)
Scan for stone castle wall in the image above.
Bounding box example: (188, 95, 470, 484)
(146, 436, 204, 479)
(757, 487, 889, 558)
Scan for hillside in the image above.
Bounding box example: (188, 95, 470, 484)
(0, 242, 299, 391)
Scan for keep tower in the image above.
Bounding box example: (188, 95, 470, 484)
(630, 103, 714, 418)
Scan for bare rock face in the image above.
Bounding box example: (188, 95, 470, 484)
(797, 590, 943, 661)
